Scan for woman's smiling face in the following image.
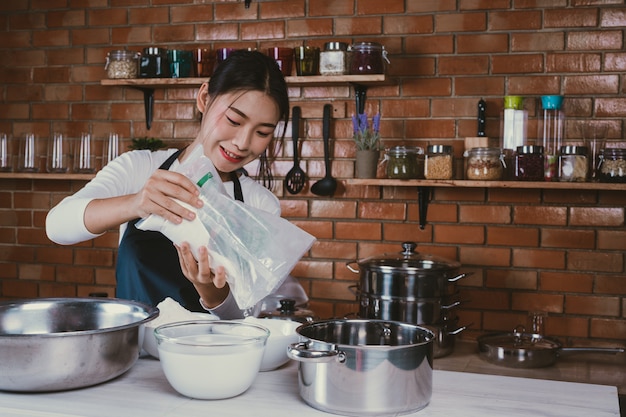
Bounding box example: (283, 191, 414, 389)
(196, 88, 280, 176)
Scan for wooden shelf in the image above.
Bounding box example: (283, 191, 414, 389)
(347, 178, 626, 229)
(346, 178, 626, 191)
(101, 74, 387, 129)
(100, 74, 386, 88)
(0, 172, 94, 180)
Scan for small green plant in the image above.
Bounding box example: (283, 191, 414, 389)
(129, 137, 166, 151)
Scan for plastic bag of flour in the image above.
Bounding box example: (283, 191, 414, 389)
(138, 146, 315, 309)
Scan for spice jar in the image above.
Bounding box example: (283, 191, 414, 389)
(385, 146, 424, 179)
(348, 42, 389, 75)
(466, 147, 504, 180)
(598, 148, 626, 183)
(105, 50, 139, 79)
(319, 42, 348, 76)
(514, 145, 544, 181)
(558, 145, 588, 182)
(139, 47, 170, 78)
(424, 145, 454, 180)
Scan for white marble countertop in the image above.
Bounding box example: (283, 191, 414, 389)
(0, 356, 619, 417)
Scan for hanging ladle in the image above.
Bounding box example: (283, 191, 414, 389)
(285, 106, 305, 194)
(311, 104, 337, 196)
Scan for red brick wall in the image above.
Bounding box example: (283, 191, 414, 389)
(0, 1, 625, 344)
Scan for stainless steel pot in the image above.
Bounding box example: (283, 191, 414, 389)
(358, 292, 460, 325)
(0, 297, 158, 392)
(346, 242, 470, 299)
(424, 318, 468, 358)
(287, 319, 434, 416)
(477, 327, 624, 369)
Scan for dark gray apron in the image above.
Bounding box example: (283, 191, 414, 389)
(115, 149, 243, 312)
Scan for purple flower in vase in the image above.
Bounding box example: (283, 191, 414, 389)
(352, 112, 381, 151)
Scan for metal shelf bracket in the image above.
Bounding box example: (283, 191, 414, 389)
(418, 186, 431, 229)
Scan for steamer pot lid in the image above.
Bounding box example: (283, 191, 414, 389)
(357, 242, 461, 271)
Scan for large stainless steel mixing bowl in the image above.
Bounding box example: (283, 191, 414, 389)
(0, 297, 158, 392)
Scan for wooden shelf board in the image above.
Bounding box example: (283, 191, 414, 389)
(100, 74, 386, 88)
(346, 178, 626, 191)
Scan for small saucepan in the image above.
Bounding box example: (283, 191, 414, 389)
(477, 326, 624, 369)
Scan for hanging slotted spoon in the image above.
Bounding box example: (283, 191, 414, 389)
(285, 106, 305, 194)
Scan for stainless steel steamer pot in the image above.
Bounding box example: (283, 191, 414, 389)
(358, 292, 460, 324)
(287, 319, 434, 417)
(0, 297, 158, 392)
(346, 242, 469, 299)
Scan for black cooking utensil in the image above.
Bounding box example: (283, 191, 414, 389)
(311, 104, 337, 197)
(285, 106, 305, 195)
(477, 98, 486, 137)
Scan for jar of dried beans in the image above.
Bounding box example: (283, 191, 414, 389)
(558, 145, 588, 182)
(598, 148, 626, 183)
(424, 145, 454, 180)
(514, 145, 544, 181)
(466, 147, 504, 180)
(105, 50, 139, 79)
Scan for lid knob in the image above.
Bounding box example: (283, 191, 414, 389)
(401, 241, 417, 255)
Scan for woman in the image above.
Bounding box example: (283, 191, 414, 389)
(46, 50, 297, 318)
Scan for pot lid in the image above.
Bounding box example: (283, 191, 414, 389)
(357, 242, 461, 272)
(257, 299, 317, 324)
(478, 330, 561, 351)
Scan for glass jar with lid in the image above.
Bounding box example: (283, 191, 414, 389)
(384, 146, 424, 179)
(514, 145, 544, 181)
(558, 145, 588, 182)
(105, 50, 139, 79)
(466, 147, 504, 180)
(139, 47, 170, 78)
(598, 148, 626, 183)
(348, 42, 390, 75)
(319, 42, 348, 76)
(424, 145, 454, 180)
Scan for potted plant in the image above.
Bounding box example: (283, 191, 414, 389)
(129, 137, 167, 151)
(352, 112, 381, 178)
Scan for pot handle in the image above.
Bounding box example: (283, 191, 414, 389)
(346, 261, 359, 274)
(448, 272, 474, 283)
(441, 300, 461, 310)
(287, 342, 346, 363)
(447, 322, 472, 336)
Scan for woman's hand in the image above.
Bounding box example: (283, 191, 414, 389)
(176, 243, 230, 308)
(84, 169, 203, 236)
(131, 169, 203, 224)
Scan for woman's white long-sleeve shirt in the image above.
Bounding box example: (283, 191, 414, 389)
(45, 148, 281, 318)
(46, 149, 280, 244)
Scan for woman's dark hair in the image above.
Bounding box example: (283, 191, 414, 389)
(208, 50, 290, 188)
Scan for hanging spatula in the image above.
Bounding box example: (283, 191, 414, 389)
(285, 106, 305, 194)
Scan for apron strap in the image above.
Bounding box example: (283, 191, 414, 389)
(230, 171, 244, 203)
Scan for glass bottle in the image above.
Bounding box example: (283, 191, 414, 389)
(500, 96, 527, 179)
(514, 145, 544, 181)
(424, 145, 454, 180)
(348, 42, 389, 75)
(139, 47, 170, 78)
(539, 95, 564, 181)
(466, 147, 504, 181)
(558, 145, 588, 182)
(598, 148, 626, 183)
(319, 42, 348, 76)
(385, 146, 423, 179)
